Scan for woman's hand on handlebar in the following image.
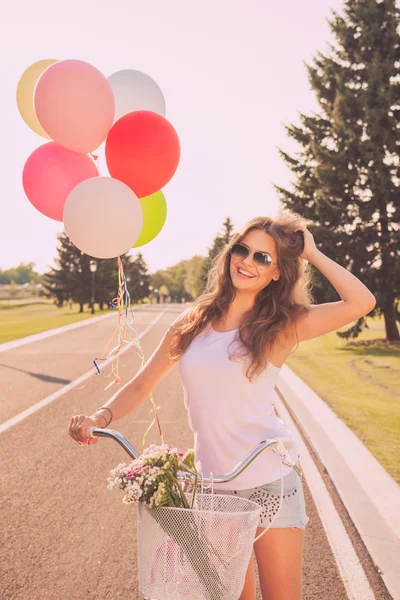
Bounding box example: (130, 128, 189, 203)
(68, 414, 100, 446)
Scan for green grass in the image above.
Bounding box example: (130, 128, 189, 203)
(286, 314, 400, 485)
(0, 301, 108, 343)
(0, 298, 149, 343)
(0, 297, 52, 309)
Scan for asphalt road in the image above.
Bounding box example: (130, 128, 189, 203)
(0, 304, 390, 599)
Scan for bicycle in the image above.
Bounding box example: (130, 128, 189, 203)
(86, 426, 296, 600)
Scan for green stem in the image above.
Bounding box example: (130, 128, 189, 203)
(175, 477, 190, 509)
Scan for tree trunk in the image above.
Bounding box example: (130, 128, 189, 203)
(383, 298, 400, 342)
(79, 303, 83, 313)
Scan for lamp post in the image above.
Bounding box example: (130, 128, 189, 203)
(89, 260, 97, 314)
(139, 280, 144, 304)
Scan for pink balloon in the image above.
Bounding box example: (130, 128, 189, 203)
(34, 59, 115, 153)
(22, 142, 99, 221)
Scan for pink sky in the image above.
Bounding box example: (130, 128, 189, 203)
(2, 0, 343, 274)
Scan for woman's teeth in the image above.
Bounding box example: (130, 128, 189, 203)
(238, 268, 254, 278)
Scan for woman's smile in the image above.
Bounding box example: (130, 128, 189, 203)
(236, 266, 256, 279)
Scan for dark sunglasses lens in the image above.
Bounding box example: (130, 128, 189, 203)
(231, 243, 248, 258)
(254, 252, 272, 267)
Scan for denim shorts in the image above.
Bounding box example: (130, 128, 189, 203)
(194, 461, 309, 530)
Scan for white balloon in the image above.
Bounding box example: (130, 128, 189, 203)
(107, 69, 166, 122)
(63, 177, 143, 259)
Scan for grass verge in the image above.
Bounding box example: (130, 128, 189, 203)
(0, 301, 109, 344)
(286, 315, 400, 485)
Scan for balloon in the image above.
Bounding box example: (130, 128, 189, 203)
(133, 190, 167, 247)
(16, 59, 58, 138)
(34, 59, 115, 153)
(105, 111, 180, 198)
(107, 69, 166, 122)
(63, 177, 143, 259)
(22, 142, 99, 221)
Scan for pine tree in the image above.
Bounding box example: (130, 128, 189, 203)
(200, 217, 235, 292)
(43, 234, 93, 311)
(276, 0, 400, 341)
(43, 234, 150, 312)
(124, 252, 151, 304)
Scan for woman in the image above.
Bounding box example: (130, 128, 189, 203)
(69, 212, 376, 600)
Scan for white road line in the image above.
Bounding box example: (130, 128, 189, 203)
(273, 386, 376, 600)
(0, 311, 166, 434)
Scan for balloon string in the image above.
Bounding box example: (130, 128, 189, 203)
(75, 257, 164, 446)
(116, 256, 164, 446)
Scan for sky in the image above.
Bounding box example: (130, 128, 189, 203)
(1, 0, 344, 275)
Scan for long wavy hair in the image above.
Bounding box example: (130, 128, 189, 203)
(169, 211, 314, 382)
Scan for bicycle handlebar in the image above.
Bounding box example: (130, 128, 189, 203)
(85, 426, 295, 485)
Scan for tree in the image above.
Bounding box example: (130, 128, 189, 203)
(43, 233, 150, 312)
(199, 217, 235, 293)
(275, 0, 400, 341)
(124, 253, 151, 304)
(151, 263, 188, 302)
(0, 263, 41, 284)
(43, 233, 88, 310)
(184, 255, 207, 298)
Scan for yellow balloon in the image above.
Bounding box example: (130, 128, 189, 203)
(16, 59, 58, 138)
(133, 190, 167, 248)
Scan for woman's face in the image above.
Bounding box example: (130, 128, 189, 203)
(229, 228, 280, 293)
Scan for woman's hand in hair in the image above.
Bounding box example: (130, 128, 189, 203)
(294, 224, 318, 262)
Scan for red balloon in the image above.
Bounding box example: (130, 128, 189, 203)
(105, 111, 180, 198)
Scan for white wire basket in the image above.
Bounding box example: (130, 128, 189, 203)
(137, 491, 262, 600)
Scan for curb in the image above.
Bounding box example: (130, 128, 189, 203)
(277, 364, 400, 599)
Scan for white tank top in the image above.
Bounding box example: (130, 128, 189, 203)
(179, 324, 299, 490)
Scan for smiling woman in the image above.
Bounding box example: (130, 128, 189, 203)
(169, 213, 313, 381)
(70, 210, 376, 600)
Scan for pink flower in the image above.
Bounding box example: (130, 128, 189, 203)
(126, 464, 148, 479)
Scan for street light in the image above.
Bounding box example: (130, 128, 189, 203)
(89, 260, 97, 314)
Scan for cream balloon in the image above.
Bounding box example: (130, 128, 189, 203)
(107, 69, 166, 123)
(63, 177, 143, 259)
(16, 59, 58, 137)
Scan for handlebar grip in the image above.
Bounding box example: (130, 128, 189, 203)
(86, 426, 96, 438)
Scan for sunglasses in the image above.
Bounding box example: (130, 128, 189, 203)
(230, 242, 277, 269)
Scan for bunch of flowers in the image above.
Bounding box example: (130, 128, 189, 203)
(107, 443, 199, 508)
